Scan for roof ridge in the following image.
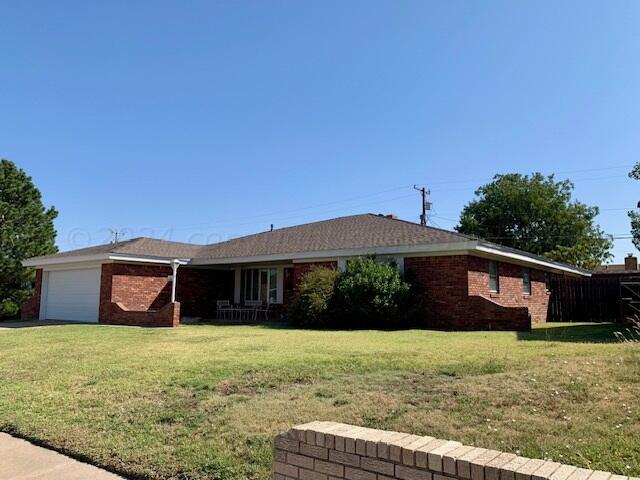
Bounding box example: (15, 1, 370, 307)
(109, 236, 147, 252)
(365, 213, 473, 240)
(201, 213, 373, 248)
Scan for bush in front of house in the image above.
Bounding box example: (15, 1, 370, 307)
(290, 257, 415, 329)
(333, 257, 412, 328)
(289, 266, 339, 327)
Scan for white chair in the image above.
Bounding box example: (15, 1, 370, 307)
(256, 302, 270, 320)
(216, 300, 232, 320)
(243, 300, 262, 321)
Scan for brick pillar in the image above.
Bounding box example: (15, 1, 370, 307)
(21, 268, 43, 320)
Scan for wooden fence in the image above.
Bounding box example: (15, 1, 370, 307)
(547, 277, 621, 323)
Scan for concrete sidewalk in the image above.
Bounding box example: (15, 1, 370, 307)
(0, 433, 124, 479)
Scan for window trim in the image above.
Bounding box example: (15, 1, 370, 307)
(489, 260, 499, 293)
(241, 267, 278, 304)
(522, 267, 532, 295)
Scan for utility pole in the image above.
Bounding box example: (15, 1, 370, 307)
(413, 185, 432, 226)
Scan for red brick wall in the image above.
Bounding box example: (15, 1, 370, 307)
(467, 256, 550, 324)
(110, 263, 172, 310)
(404, 255, 540, 331)
(404, 255, 473, 329)
(99, 263, 114, 322)
(108, 301, 180, 327)
(20, 268, 43, 320)
(99, 263, 179, 327)
(286, 258, 541, 330)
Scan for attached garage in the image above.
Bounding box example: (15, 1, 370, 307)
(40, 268, 101, 322)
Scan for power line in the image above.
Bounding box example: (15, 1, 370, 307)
(432, 207, 637, 221)
(135, 184, 423, 232)
(426, 164, 634, 187)
(472, 234, 633, 240)
(169, 192, 418, 233)
(430, 174, 629, 193)
(93, 164, 636, 238)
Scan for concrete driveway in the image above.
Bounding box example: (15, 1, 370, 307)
(0, 433, 124, 479)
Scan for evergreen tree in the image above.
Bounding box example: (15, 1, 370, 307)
(0, 160, 57, 317)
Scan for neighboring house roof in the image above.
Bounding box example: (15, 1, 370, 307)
(22, 213, 590, 276)
(594, 264, 628, 273)
(593, 266, 640, 276)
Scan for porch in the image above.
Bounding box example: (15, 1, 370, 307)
(176, 264, 294, 322)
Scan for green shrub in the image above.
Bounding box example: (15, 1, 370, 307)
(289, 258, 417, 329)
(289, 267, 338, 327)
(334, 257, 412, 328)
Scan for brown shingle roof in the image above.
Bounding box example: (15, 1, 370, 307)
(593, 264, 628, 273)
(27, 214, 471, 263)
(27, 237, 202, 262)
(195, 214, 470, 260)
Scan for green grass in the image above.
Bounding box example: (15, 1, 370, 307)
(0, 322, 638, 479)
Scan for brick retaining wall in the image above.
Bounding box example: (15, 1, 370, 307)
(105, 301, 180, 327)
(273, 421, 633, 480)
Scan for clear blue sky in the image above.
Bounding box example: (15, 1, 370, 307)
(2, 1, 639, 262)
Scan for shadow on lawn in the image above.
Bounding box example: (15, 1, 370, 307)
(518, 323, 624, 343)
(197, 320, 627, 343)
(0, 320, 91, 329)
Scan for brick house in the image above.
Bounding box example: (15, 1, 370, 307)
(592, 254, 640, 281)
(21, 214, 589, 330)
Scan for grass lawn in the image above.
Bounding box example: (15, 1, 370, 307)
(0, 322, 638, 480)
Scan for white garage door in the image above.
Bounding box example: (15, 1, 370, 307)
(43, 268, 101, 322)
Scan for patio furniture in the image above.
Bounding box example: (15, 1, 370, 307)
(216, 300, 232, 321)
(255, 302, 270, 320)
(243, 300, 262, 322)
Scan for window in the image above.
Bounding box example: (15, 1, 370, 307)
(489, 260, 499, 293)
(241, 268, 278, 303)
(522, 268, 532, 295)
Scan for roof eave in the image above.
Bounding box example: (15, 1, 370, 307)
(188, 241, 480, 265)
(22, 253, 112, 267)
(473, 243, 590, 277)
(190, 241, 589, 276)
(22, 253, 191, 268)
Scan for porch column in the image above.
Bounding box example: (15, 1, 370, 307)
(170, 260, 181, 303)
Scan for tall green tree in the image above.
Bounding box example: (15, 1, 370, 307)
(0, 160, 58, 317)
(629, 163, 640, 251)
(456, 173, 612, 270)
